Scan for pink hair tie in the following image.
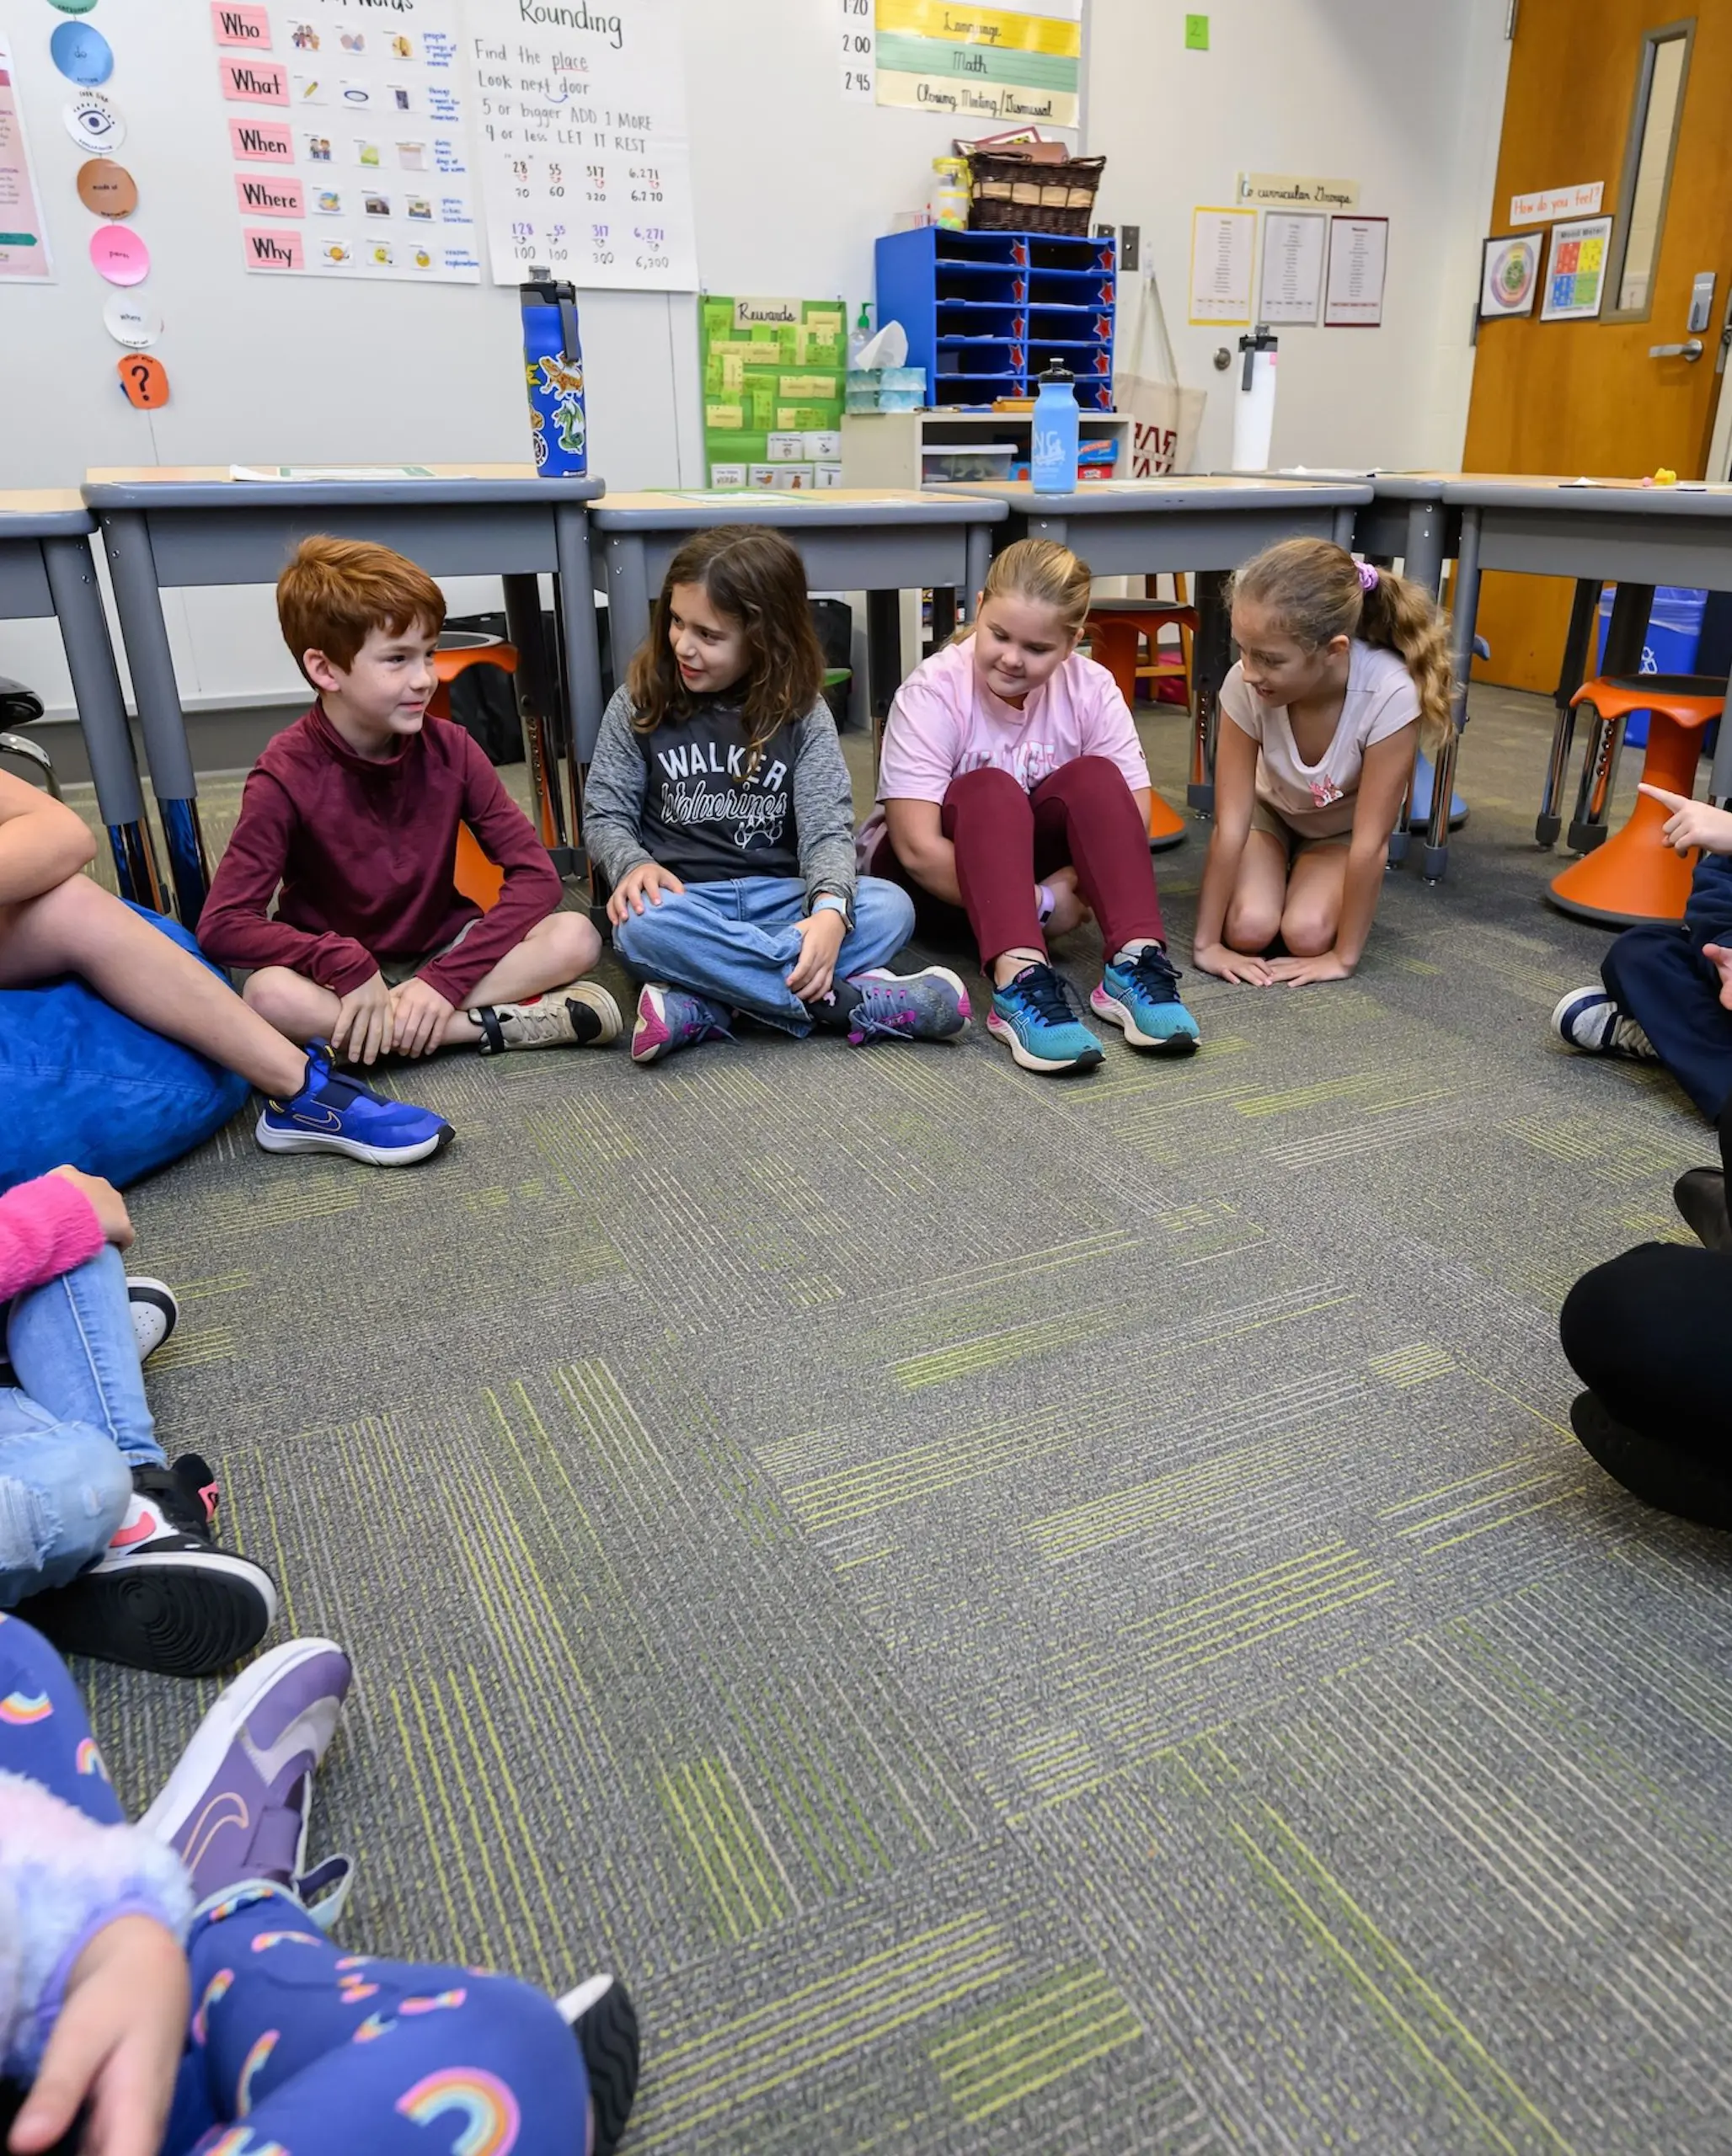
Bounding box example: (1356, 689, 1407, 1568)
(1356, 561, 1380, 592)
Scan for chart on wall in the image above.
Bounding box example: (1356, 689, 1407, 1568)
(464, 0, 697, 291)
(0, 33, 53, 281)
(210, 0, 481, 281)
(700, 297, 845, 490)
(873, 0, 1082, 128)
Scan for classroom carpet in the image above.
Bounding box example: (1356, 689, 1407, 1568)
(67, 688, 1732, 2154)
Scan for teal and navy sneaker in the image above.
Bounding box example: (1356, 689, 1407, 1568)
(255, 1043, 452, 1166)
(1091, 944, 1201, 1055)
(986, 962, 1104, 1074)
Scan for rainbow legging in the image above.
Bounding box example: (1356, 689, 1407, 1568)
(0, 1617, 591, 2156)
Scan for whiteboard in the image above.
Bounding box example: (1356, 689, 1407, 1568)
(0, 0, 1022, 713)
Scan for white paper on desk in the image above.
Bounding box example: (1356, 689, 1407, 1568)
(228, 464, 437, 480)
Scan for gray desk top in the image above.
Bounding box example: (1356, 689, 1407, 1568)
(1441, 476, 1732, 516)
(963, 477, 1372, 514)
(81, 466, 606, 512)
(0, 490, 97, 540)
(590, 488, 1009, 531)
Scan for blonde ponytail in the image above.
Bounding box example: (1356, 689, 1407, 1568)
(953, 536, 1093, 645)
(1229, 536, 1454, 757)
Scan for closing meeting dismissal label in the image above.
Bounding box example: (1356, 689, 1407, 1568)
(874, 0, 1082, 126)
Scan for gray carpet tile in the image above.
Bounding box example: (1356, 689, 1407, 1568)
(58, 686, 1732, 2152)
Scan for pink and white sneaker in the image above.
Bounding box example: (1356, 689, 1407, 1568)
(630, 982, 734, 1065)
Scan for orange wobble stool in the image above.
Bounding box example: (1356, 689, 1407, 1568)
(1548, 673, 1725, 927)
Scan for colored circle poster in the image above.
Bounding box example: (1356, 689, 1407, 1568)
(1481, 235, 1538, 319)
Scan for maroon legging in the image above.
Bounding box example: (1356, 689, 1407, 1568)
(869, 755, 1166, 969)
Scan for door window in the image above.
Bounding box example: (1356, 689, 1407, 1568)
(1606, 19, 1694, 319)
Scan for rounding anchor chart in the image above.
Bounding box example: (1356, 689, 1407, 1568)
(467, 0, 697, 291)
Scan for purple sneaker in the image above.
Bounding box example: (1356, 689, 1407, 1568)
(141, 1636, 353, 1909)
(631, 982, 733, 1065)
(841, 966, 970, 1044)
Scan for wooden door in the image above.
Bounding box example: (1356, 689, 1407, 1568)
(1462, 2, 1732, 691)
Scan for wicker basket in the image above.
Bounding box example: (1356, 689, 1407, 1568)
(965, 151, 1105, 235)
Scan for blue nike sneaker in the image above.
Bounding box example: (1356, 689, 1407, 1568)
(1091, 944, 1201, 1055)
(255, 1042, 452, 1166)
(986, 962, 1104, 1075)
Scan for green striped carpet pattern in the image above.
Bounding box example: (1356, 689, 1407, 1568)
(67, 691, 1732, 2152)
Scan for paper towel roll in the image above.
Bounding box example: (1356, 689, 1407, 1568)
(1232, 333, 1278, 472)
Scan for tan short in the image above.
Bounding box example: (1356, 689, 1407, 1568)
(377, 915, 480, 990)
(1249, 797, 1351, 866)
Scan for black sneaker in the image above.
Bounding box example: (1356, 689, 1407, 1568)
(1673, 1168, 1732, 1253)
(556, 1974, 640, 2156)
(21, 1454, 277, 1678)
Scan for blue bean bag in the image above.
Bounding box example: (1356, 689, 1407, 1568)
(0, 903, 251, 1193)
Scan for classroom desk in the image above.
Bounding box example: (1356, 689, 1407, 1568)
(958, 478, 1373, 813)
(587, 489, 1009, 728)
(0, 490, 163, 907)
(1428, 477, 1732, 881)
(81, 465, 606, 922)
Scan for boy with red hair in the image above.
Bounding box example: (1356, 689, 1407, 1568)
(200, 536, 617, 1070)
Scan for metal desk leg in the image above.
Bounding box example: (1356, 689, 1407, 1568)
(1189, 570, 1232, 816)
(964, 523, 992, 619)
(553, 504, 606, 869)
(1423, 506, 1480, 882)
(865, 590, 901, 723)
(1332, 505, 1356, 548)
(1714, 654, 1732, 807)
(40, 535, 163, 909)
(1387, 758, 1414, 869)
(1403, 499, 1446, 600)
(1536, 578, 1599, 848)
(600, 533, 651, 750)
(1567, 581, 1652, 852)
(500, 569, 573, 873)
(97, 510, 208, 923)
(928, 585, 958, 651)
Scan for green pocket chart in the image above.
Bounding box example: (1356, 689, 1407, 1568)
(700, 296, 847, 491)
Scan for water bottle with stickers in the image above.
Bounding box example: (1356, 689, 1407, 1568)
(520, 280, 587, 478)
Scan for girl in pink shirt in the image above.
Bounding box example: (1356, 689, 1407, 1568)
(864, 538, 1199, 1075)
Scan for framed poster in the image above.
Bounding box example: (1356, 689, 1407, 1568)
(1480, 233, 1540, 319)
(1258, 211, 1325, 326)
(1541, 215, 1611, 321)
(1188, 205, 1255, 325)
(1323, 214, 1387, 327)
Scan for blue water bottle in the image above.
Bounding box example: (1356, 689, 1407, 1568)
(520, 280, 587, 478)
(1031, 361, 1080, 494)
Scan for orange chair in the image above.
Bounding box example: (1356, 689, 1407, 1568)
(429, 637, 516, 912)
(1547, 672, 1725, 926)
(1085, 582, 1195, 851)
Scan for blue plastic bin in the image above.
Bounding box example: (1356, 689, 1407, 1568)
(1593, 585, 1707, 746)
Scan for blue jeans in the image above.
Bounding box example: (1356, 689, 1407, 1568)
(0, 1245, 163, 1609)
(613, 874, 917, 1033)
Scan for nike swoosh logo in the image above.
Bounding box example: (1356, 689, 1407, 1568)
(111, 1510, 161, 1548)
(288, 1106, 345, 1132)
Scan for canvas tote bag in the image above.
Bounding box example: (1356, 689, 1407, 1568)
(1118, 272, 1206, 478)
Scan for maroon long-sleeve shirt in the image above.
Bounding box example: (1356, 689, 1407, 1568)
(196, 703, 563, 1006)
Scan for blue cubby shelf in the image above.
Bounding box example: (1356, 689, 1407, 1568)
(876, 225, 1116, 412)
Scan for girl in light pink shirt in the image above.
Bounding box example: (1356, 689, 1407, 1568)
(1193, 536, 1452, 988)
(863, 538, 1199, 1075)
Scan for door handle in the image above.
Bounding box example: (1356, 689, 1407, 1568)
(1649, 338, 1705, 360)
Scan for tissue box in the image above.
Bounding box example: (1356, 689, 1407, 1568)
(846, 367, 928, 413)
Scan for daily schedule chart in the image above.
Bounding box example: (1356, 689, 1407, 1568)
(467, 0, 698, 291)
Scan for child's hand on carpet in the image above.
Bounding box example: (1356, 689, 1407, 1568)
(8, 1914, 189, 2156)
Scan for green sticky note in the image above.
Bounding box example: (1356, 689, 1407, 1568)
(1184, 13, 1209, 48)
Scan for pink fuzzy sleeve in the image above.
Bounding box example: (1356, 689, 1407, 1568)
(0, 1176, 104, 1305)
